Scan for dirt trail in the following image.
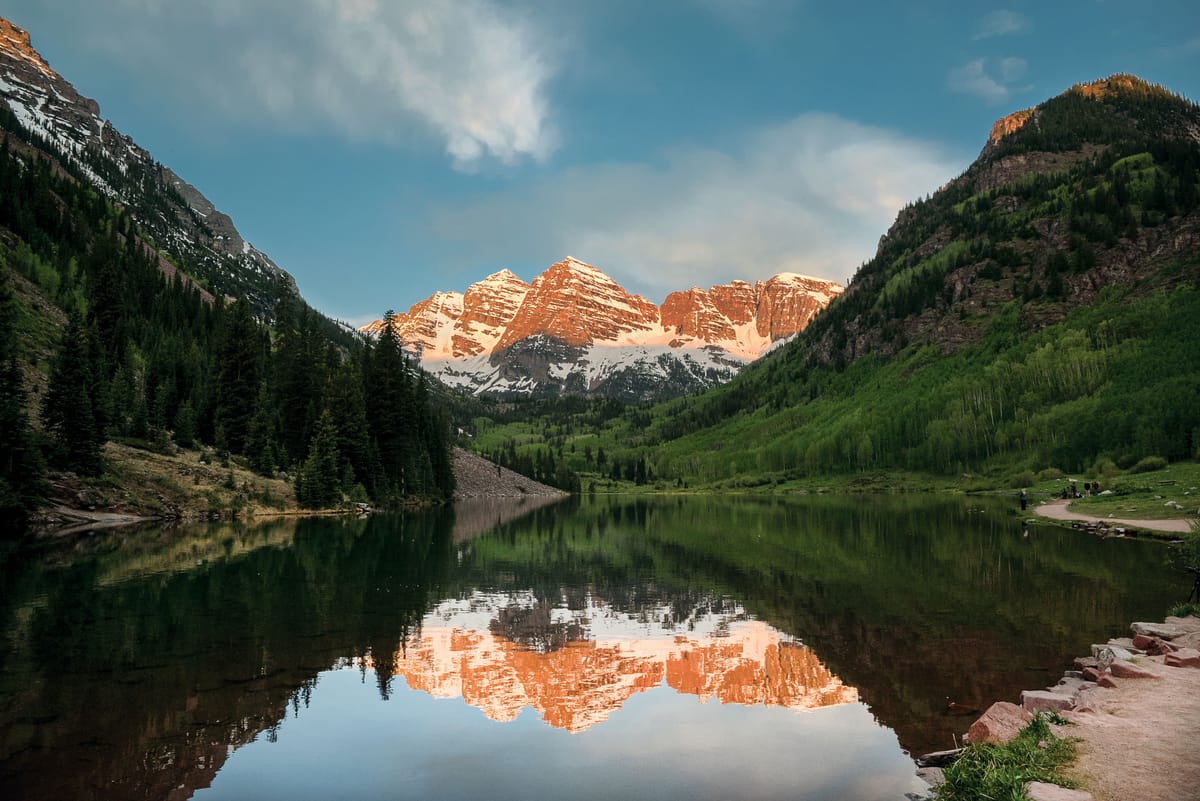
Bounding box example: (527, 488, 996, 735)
(1064, 618, 1200, 801)
(1034, 499, 1194, 533)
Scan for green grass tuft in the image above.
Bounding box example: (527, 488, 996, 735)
(1169, 601, 1200, 618)
(936, 714, 1076, 801)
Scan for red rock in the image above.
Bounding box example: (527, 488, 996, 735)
(1108, 659, 1159, 679)
(1025, 780, 1095, 800)
(1164, 648, 1200, 668)
(967, 701, 1033, 745)
(1021, 690, 1075, 713)
(1081, 667, 1102, 682)
(1131, 633, 1156, 650)
(988, 108, 1035, 146)
(1097, 675, 1118, 688)
(497, 258, 661, 349)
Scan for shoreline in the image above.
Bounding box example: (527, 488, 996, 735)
(1032, 498, 1194, 534)
(915, 615, 1200, 800)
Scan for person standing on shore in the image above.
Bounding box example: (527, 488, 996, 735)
(1019, 489, 1027, 511)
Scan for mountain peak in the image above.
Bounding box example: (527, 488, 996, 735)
(479, 268, 528, 286)
(1066, 73, 1163, 101)
(0, 18, 55, 80)
(548, 256, 606, 278)
(983, 72, 1196, 154)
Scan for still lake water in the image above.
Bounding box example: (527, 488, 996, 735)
(0, 495, 1185, 801)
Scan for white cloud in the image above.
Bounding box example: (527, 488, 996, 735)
(973, 10, 1029, 40)
(423, 114, 963, 295)
(947, 57, 1028, 104)
(73, 0, 558, 169)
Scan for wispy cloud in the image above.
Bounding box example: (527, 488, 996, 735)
(422, 114, 963, 295)
(947, 57, 1028, 104)
(973, 10, 1029, 40)
(65, 0, 558, 169)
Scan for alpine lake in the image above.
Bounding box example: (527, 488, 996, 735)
(0, 494, 1186, 801)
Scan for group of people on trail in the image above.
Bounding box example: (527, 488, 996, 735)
(1018, 480, 1103, 511)
(1059, 480, 1101, 499)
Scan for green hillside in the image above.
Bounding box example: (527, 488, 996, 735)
(469, 76, 1200, 488)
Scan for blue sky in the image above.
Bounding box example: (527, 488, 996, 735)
(6, 1, 1199, 324)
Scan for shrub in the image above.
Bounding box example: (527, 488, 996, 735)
(1169, 601, 1200, 618)
(1091, 457, 1120, 479)
(1129, 455, 1168, 474)
(1010, 471, 1035, 489)
(1037, 467, 1065, 480)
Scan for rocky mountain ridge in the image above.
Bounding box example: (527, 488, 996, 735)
(362, 256, 842, 400)
(0, 17, 296, 316)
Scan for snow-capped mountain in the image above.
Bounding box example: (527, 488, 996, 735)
(0, 18, 295, 316)
(362, 257, 843, 400)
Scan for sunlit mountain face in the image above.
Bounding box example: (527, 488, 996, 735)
(378, 591, 857, 733)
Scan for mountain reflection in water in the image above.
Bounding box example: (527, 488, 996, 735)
(386, 592, 856, 732)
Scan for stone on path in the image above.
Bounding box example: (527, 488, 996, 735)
(915, 766, 945, 788)
(1130, 622, 1188, 640)
(1025, 781, 1095, 801)
(1096, 674, 1118, 688)
(1092, 643, 1135, 661)
(1108, 659, 1159, 679)
(1164, 648, 1200, 668)
(1131, 633, 1177, 654)
(1081, 667, 1102, 682)
(967, 701, 1033, 744)
(1022, 689, 1075, 712)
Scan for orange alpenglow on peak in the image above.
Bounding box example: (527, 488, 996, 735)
(360, 257, 843, 398)
(0, 19, 57, 80)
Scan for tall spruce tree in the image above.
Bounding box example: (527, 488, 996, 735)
(42, 312, 103, 475)
(213, 300, 265, 454)
(0, 262, 43, 525)
(296, 408, 341, 508)
(365, 310, 413, 499)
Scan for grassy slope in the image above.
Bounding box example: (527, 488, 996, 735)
(36, 441, 301, 524)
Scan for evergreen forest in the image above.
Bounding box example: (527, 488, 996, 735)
(0, 119, 454, 528)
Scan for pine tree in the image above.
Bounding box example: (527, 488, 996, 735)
(0, 262, 43, 525)
(296, 409, 341, 508)
(43, 312, 103, 475)
(173, 398, 198, 448)
(244, 382, 281, 476)
(325, 359, 372, 487)
(365, 310, 413, 499)
(213, 300, 265, 455)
